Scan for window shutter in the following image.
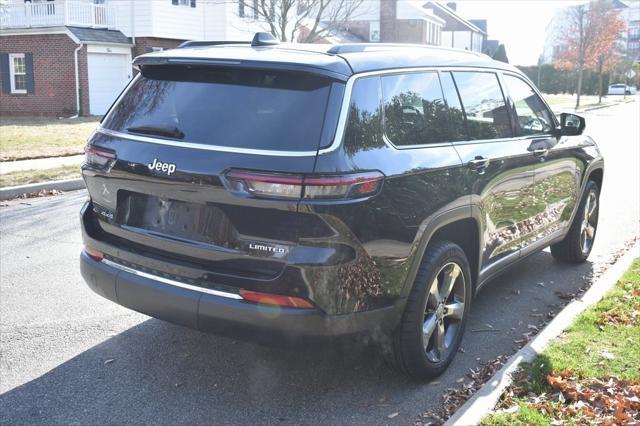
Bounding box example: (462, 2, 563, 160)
(190, 0, 196, 7)
(0, 54, 10, 94)
(171, 0, 179, 5)
(25, 53, 35, 94)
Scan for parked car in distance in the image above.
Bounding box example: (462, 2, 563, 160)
(80, 33, 604, 380)
(607, 83, 636, 95)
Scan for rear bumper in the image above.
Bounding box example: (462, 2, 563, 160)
(80, 251, 399, 343)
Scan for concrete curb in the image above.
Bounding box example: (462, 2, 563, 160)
(581, 99, 635, 112)
(0, 178, 85, 200)
(445, 241, 640, 426)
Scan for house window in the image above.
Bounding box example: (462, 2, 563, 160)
(171, 0, 196, 7)
(240, 0, 259, 19)
(9, 54, 27, 94)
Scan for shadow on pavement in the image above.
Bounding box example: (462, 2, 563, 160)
(0, 250, 594, 425)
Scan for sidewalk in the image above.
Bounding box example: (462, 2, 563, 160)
(548, 94, 636, 115)
(0, 154, 84, 175)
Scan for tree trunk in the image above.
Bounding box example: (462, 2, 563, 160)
(575, 65, 583, 110)
(597, 58, 603, 104)
(537, 64, 542, 90)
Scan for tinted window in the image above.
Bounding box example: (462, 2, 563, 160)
(453, 72, 512, 140)
(439, 72, 467, 141)
(102, 66, 337, 152)
(343, 77, 383, 154)
(382, 72, 452, 146)
(503, 75, 554, 136)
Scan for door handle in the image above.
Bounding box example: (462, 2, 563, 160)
(468, 157, 490, 174)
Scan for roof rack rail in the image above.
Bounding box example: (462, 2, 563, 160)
(326, 43, 484, 57)
(178, 33, 279, 49)
(177, 40, 251, 49)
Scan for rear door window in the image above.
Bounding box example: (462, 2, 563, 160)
(452, 72, 512, 140)
(439, 72, 468, 142)
(382, 72, 453, 146)
(503, 74, 554, 136)
(101, 66, 339, 152)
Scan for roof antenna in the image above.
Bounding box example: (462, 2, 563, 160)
(251, 32, 279, 47)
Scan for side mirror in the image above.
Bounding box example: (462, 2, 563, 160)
(559, 112, 586, 136)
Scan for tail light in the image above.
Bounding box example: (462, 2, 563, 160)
(225, 170, 384, 201)
(84, 145, 116, 169)
(239, 289, 315, 309)
(84, 245, 104, 262)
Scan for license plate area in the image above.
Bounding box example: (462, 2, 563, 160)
(117, 192, 235, 246)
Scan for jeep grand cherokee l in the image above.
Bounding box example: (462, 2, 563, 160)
(80, 33, 604, 379)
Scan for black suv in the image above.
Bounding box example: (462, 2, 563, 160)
(80, 34, 604, 379)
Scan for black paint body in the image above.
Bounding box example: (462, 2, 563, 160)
(80, 44, 604, 341)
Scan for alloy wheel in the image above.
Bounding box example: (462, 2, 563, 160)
(580, 191, 598, 254)
(423, 262, 466, 363)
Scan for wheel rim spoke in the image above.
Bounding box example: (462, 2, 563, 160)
(422, 314, 437, 349)
(429, 278, 440, 305)
(444, 301, 464, 320)
(588, 195, 597, 219)
(440, 264, 460, 301)
(435, 321, 446, 357)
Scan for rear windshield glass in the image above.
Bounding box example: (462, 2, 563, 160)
(102, 66, 337, 152)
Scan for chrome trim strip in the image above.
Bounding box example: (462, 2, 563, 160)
(96, 127, 320, 157)
(102, 258, 244, 300)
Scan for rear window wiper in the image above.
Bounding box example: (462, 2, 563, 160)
(127, 125, 185, 140)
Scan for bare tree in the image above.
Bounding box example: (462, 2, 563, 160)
(240, 0, 364, 43)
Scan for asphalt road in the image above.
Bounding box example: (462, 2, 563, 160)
(1, 100, 638, 425)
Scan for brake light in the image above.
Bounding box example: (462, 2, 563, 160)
(84, 145, 116, 169)
(225, 170, 383, 200)
(239, 289, 315, 309)
(84, 245, 104, 262)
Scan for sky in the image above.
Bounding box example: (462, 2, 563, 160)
(454, 0, 589, 66)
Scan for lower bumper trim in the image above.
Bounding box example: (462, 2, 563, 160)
(101, 258, 243, 300)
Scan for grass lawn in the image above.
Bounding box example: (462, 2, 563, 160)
(542, 93, 630, 112)
(0, 116, 99, 161)
(482, 258, 640, 425)
(0, 165, 81, 188)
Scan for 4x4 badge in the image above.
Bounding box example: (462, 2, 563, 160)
(148, 158, 176, 175)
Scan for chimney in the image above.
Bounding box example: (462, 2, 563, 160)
(380, 0, 397, 43)
(446, 2, 457, 11)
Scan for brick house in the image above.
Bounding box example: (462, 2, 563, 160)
(0, 0, 267, 117)
(333, 1, 487, 49)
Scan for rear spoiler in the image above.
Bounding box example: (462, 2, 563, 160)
(132, 56, 351, 82)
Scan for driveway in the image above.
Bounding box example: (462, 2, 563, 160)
(1, 100, 638, 425)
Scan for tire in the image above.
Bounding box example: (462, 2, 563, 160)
(385, 241, 472, 380)
(551, 180, 600, 264)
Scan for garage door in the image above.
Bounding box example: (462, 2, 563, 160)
(87, 53, 131, 115)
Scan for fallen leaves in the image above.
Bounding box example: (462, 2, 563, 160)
(555, 291, 576, 301)
(598, 351, 615, 360)
(415, 355, 509, 425)
(500, 369, 640, 425)
(596, 305, 640, 327)
(18, 189, 64, 199)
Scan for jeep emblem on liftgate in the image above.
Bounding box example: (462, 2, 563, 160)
(148, 158, 176, 175)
